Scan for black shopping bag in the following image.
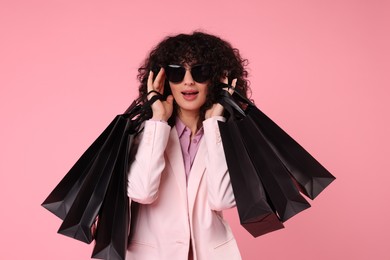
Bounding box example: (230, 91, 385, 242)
(218, 83, 335, 221)
(41, 115, 124, 220)
(42, 94, 162, 259)
(245, 105, 335, 199)
(41, 101, 141, 220)
(57, 115, 129, 243)
(228, 86, 336, 200)
(218, 91, 311, 222)
(218, 118, 284, 237)
(91, 123, 134, 260)
(233, 112, 312, 221)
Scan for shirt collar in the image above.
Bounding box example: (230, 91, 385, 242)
(175, 117, 204, 139)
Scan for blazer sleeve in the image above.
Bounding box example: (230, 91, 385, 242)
(203, 116, 236, 211)
(127, 120, 171, 204)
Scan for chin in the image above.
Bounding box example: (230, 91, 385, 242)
(176, 103, 201, 113)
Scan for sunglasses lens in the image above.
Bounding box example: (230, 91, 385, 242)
(166, 65, 185, 83)
(191, 64, 212, 83)
(166, 64, 212, 83)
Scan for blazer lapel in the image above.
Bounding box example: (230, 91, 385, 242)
(165, 127, 207, 216)
(187, 138, 207, 215)
(165, 126, 187, 200)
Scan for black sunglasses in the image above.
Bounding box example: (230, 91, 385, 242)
(165, 64, 212, 83)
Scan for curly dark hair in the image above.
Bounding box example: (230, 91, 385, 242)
(136, 31, 251, 125)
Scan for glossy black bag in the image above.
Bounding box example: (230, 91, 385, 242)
(41, 115, 124, 220)
(41, 101, 142, 221)
(91, 121, 135, 260)
(218, 91, 310, 226)
(227, 86, 336, 200)
(218, 115, 284, 237)
(218, 85, 335, 223)
(42, 95, 161, 259)
(57, 114, 130, 243)
(230, 107, 311, 222)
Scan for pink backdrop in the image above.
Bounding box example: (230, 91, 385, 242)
(1, 0, 389, 259)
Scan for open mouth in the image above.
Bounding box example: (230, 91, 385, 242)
(181, 91, 199, 96)
(181, 90, 199, 101)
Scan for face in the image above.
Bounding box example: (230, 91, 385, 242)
(167, 64, 210, 115)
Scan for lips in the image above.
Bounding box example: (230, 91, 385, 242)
(181, 90, 199, 95)
(181, 90, 199, 100)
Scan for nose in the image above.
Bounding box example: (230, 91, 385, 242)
(183, 70, 195, 85)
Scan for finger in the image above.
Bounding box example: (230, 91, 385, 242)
(165, 95, 174, 105)
(147, 71, 159, 100)
(228, 78, 237, 95)
(231, 78, 237, 88)
(221, 75, 228, 84)
(210, 103, 224, 118)
(154, 68, 166, 93)
(147, 71, 154, 94)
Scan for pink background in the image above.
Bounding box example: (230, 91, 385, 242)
(1, 0, 389, 259)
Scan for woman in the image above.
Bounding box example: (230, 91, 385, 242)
(127, 31, 250, 260)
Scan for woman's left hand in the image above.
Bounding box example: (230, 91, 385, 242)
(205, 77, 237, 119)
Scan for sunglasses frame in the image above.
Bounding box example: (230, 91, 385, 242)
(165, 64, 212, 83)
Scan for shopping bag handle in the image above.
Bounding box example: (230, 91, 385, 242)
(123, 91, 163, 114)
(120, 92, 165, 134)
(144, 91, 164, 107)
(217, 82, 256, 107)
(216, 82, 255, 120)
(218, 90, 246, 118)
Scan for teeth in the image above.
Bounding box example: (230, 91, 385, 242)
(182, 92, 198, 95)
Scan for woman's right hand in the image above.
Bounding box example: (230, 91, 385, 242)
(147, 68, 174, 122)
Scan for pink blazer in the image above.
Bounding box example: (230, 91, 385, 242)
(127, 117, 242, 260)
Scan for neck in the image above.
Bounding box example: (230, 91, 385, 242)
(177, 110, 201, 136)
